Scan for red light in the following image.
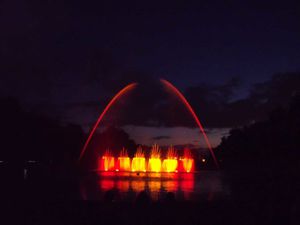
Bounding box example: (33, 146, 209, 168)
(182, 158, 194, 172)
(99, 145, 195, 173)
(116, 157, 131, 171)
(148, 144, 162, 172)
(79, 83, 137, 161)
(132, 147, 146, 172)
(99, 156, 115, 171)
(160, 79, 219, 169)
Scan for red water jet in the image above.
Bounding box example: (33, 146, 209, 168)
(78, 83, 138, 161)
(160, 79, 219, 168)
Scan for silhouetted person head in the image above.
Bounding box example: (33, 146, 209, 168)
(165, 192, 176, 203)
(135, 191, 150, 206)
(104, 189, 117, 203)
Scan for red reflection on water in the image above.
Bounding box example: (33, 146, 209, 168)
(180, 173, 194, 199)
(116, 180, 130, 191)
(148, 180, 161, 201)
(97, 172, 195, 201)
(131, 180, 146, 193)
(99, 179, 114, 191)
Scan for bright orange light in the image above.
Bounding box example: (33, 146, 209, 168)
(135, 146, 144, 157)
(100, 156, 115, 171)
(148, 144, 161, 172)
(131, 180, 146, 192)
(182, 158, 194, 172)
(117, 157, 131, 171)
(132, 157, 146, 172)
(99, 150, 115, 171)
(148, 180, 161, 201)
(181, 149, 194, 172)
(148, 158, 161, 172)
(99, 146, 195, 173)
(132, 147, 146, 172)
(162, 159, 178, 172)
(162, 146, 178, 172)
(116, 148, 131, 171)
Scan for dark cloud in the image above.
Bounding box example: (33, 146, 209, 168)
(152, 135, 171, 140)
(55, 73, 300, 130)
(186, 72, 300, 128)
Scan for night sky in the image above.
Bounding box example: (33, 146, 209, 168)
(1, 1, 300, 148)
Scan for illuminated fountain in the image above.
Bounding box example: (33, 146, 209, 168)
(97, 144, 194, 173)
(99, 150, 115, 171)
(116, 148, 131, 171)
(131, 146, 146, 172)
(148, 144, 162, 172)
(79, 79, 223, 202)
(180, 149, 194, 173)
(79, 78, 219, 174)
(162, 146, 178, 172)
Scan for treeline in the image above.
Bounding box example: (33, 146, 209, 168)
(215, 93, 300, 171)
(214, 94, 300, 224)
(0, 97, 84, 168)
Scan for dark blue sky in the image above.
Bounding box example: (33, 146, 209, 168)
(66, 1, 300, 92)
(104, 5, 300, 93)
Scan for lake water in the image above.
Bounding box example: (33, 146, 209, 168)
(80, 171, 230, 202)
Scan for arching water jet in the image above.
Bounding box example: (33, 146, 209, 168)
(160, 79, 219, 168)
(78, 83, 138, 161)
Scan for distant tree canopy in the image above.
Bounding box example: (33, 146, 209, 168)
(0, 97, 84, 166)
(215, 93, 300, 170)
(89, 126, 137, 156)
(80, 126, 137, 170)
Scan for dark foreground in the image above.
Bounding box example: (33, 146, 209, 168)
(2, 196, 299, 225)
(1, 167, 299, 225)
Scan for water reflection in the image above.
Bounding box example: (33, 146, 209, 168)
(97, 172, 195, 201)
(80, 171, 226, 202)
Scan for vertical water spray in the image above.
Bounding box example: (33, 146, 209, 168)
(148, 144, 162, 172)
(99, 149, 115, 171)
(116, 148, 131, 171)
(131, 146, 146, 172)
(162, 145, 178, 172)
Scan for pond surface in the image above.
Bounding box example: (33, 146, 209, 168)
(80, 171, 230, 202)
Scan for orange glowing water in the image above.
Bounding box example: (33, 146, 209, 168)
(132, 157, 146, 172)
(181, 149, 194, 172)
(162, 146, 178, 172)
(98, 145, 195, 173)
(181, 158, 194, 172)
(117, 157, 131, 171)
(148, 144, 162, 172)
(131, 147, 146, 172)
(148, 158, 162, 172)
(101, 156, 115, 171)
(116, 149, 131, 171)
(162, 159, 178, 172)
(99, 150, 115, 171)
